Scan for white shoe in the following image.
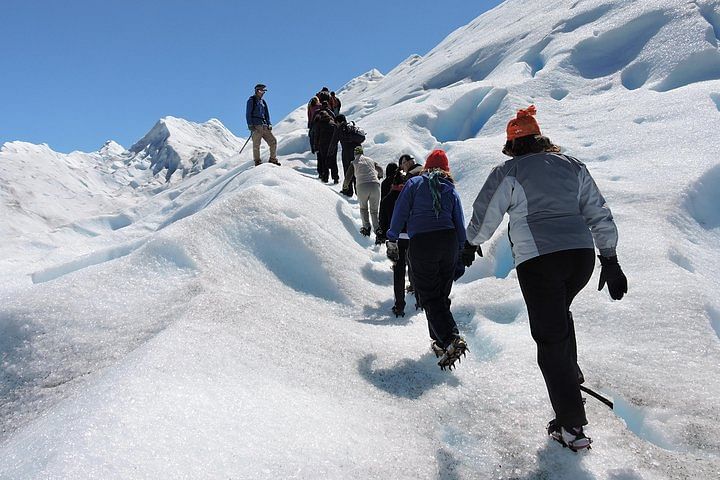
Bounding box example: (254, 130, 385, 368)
(548, 420, 592, 451)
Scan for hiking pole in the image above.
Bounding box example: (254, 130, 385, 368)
(238, 135, 251, 156)
(580, 385, 614, 409)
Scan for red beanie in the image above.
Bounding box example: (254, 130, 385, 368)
(425, 149, 449, 171)
(506, 105, 541, 141)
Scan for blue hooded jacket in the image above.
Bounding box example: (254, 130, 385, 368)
(246, 95, 270, 127)
(387, 172, 466, 249)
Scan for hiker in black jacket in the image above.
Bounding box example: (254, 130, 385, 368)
(380, 162, 399, 200)
(379, 168, 412, 317)
(312, 110, 338, 183)
(331, 115, 365, 195)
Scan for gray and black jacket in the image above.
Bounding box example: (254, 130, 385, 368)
(466, 152, 618, 266)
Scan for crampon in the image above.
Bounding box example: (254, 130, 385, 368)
(437, 337, 468, 371)
(430, 341, 445, 358)
(547, 420, 593, 452)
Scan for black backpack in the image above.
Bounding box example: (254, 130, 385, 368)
(340, 121, 366, 145)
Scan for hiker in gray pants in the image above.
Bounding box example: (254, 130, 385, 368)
(342, 146, 383, 239)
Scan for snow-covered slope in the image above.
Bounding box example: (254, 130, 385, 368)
(2, 0, 720, 478)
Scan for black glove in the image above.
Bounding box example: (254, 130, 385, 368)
(386, 241, 399, 262)
(598, 255, 627, 300)
(461, 241, 480, 267)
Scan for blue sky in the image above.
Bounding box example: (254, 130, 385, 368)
(1, 0, 502, 153)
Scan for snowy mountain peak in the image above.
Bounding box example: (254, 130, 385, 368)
(337, 68, 385, 96)
(98, 140, 127, 157)
(128, 116, 245, 182)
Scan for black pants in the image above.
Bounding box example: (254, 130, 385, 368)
(407, 229, 459, 347)
(516, 248, 595, 427)
(316, 150, 327, 180)
(340, 143, 356, 194)
(317, 148, 338, 182)
(326, 151, 339, 181)
(309, 126, 316, 154)
(393, 239, 410, 309)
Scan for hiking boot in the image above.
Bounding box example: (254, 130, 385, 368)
(333, 178, 339, 184)
(359, 226, 371, 236)
(392, 304, 405, 317)
(254, 159, 262, 166)
(269, 158, 281, 165)
(430, 340, 445, 358)
(548, 420, 592, 452)
(374, 230, 386, 244)
(437, 336, 468, 371)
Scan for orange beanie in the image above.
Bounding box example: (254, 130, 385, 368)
(424, 149, 449, 171)
(506, 105, 541, 141)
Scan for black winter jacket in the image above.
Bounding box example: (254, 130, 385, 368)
(313, 111, 337, 155)
(379, 188, 403, 235)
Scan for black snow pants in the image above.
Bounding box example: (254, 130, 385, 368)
(393, 239, 410, 309)
(516, 248, 595, 428)
(325, 150, 339, 181)
(340, 142, 357, 194)
(407, 229, 459, 347)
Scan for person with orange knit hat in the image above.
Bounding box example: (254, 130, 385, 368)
(386, 149, 469, 370)
(464, 105, 627, 451)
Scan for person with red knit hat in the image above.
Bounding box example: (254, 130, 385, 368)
(386, 149, 469, 370)
(464, 105, 627, 451)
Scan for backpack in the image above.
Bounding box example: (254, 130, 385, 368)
(340, 121, 366, 145)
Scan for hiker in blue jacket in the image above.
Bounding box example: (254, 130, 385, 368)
(245, 83, 279, 166)
(386, 149, 468, 371)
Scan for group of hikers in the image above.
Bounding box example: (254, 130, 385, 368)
(246, 84, 629, 452)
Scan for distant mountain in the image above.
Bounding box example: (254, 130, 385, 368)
(128, 116, 245, 182)
(0, 141, 135, 236)
(0, 117, 245, 242)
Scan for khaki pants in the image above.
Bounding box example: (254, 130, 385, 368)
(356, 182, 380, 231)
(251, 125, 277, 162)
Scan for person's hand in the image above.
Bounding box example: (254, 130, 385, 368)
(248, 125, 255, 132)
(598, 255, 628, 300)
(461, 241, 481, 267)
(386, 241, 399, 262)
(268, 125, 273, 131)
